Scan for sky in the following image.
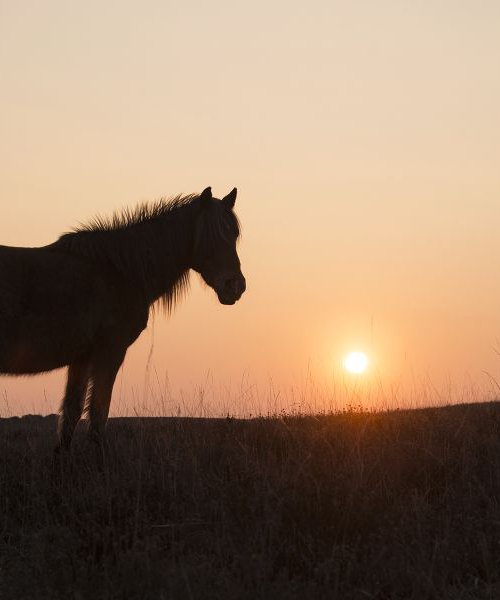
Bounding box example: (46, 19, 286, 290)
(1, 1, 499, 416)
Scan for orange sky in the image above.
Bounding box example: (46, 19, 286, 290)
(1, 1, 499, 415)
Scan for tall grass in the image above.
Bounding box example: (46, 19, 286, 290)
(107, 366, 496, 419)
(2, 401, 500, 598)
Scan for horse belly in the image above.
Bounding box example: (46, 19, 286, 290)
(0, 339, 68, 374)
(0, 317, 96, 374)
(0, 287, 102, 375)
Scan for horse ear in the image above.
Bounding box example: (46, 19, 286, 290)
(199, 187, 212, 209)
(222, 187, 237, 209)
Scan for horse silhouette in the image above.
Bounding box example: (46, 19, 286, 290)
(0, 187, 245, 449)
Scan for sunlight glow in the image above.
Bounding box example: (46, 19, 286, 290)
(344, 352, 369, 374)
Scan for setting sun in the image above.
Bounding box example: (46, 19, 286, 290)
(344, 352, 369, 374)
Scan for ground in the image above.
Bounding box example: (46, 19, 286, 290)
(2, 402, 500, 599)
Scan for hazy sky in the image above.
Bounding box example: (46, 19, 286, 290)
(1, 1, 499, 415)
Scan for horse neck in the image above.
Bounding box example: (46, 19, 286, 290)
(53, 202, 198, 308)
(127, 204, 196, 305)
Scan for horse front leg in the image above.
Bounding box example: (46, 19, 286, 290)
(87, 349, 126, 446)
(57, 361, 90, 451)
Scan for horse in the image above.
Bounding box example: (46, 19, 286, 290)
(0, 187, 245, 450)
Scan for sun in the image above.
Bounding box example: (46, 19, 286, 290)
(343, 351, 369, 374)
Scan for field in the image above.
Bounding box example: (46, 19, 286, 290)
(2, 402, 500, 599)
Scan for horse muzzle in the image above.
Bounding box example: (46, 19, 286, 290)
(216, 274, 246, 305)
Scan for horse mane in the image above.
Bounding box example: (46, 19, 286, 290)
(50, 193, 240, 313)
(74, 194, 197, 233)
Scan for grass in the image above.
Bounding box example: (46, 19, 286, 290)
(2, 402, 500, 599)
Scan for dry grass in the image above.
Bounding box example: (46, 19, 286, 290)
(2, 402, 500, 599)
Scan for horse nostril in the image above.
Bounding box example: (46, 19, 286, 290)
(223, 277, 245, 297)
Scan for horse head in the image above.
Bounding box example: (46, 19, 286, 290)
(191, 187, 246, 305)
